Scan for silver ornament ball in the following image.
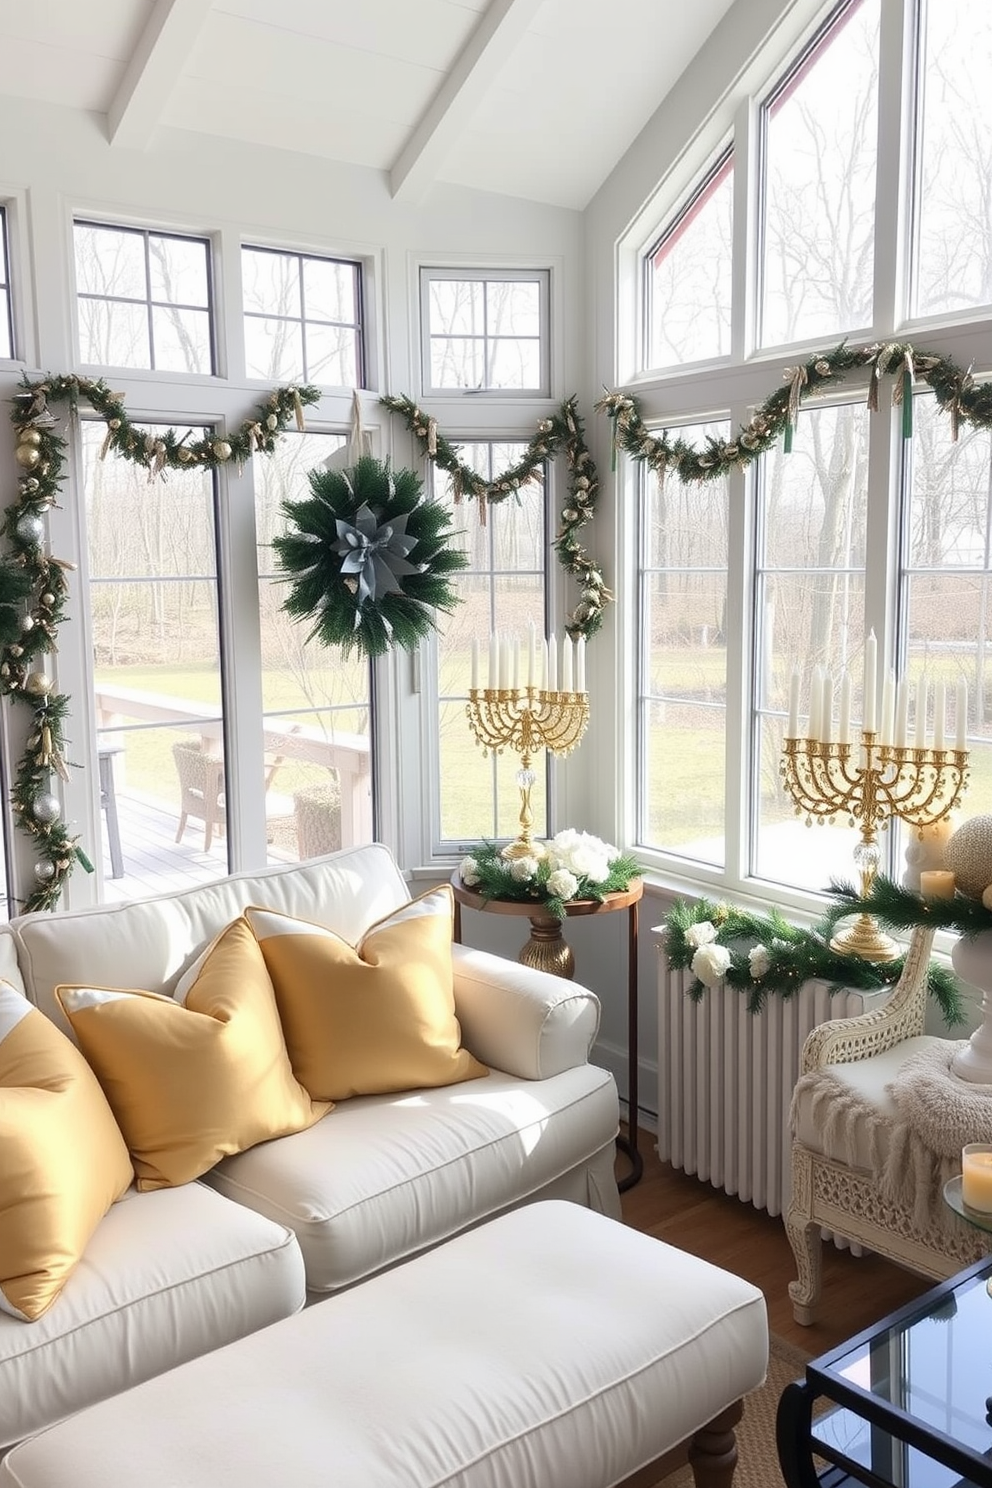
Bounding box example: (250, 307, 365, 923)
(32, 792, 61, 825)
(33, 859, 56, 882)
(14, 513, 45, 545)
(23, 671, 53, 697)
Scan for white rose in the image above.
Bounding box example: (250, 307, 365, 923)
(748, 945, 771, 980)
(684, 920, 717, 948)
(546, 868, 579, 901)
(509, 855, 540, 882)
(460, 856, 480, 887)
(549, 830, 614, 883)
(691, 943, 731, 988)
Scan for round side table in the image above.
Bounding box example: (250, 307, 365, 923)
(451, 874, 644, 1191)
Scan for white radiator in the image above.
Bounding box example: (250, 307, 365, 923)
(656, 958, 886, 1217)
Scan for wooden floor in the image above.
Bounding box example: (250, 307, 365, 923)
(618, 1124, 933, 1357)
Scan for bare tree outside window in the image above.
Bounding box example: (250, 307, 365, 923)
(760, 0, 879, 348)
(242, 246, 363, 387)
(422, 271, 548, 394)
(74, 221, 212, 373)
(646, 151, 733, 369)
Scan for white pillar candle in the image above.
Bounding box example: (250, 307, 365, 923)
(787, 666, 801, 738)
(471, 638, 479, 691)
(562, 635, 574, 692)
(863, 630, 877, 733)
(821, 671, 834, 743)
(547, 632, 558, 691)
(880, 671, 895, 746)
(838, 672, 852, 745)
(933, 680, 945, 750)
(894, 677, 909, 747)
(808, 666, 823, 741)
(915, 677, 928, 749)
(956, 678, 968, 749)
(575, 635, 586, 691)
(527, 622, 536, 687)
(488, 633, 499, 690)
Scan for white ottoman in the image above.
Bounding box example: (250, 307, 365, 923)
(0, 1202, 768, 1488)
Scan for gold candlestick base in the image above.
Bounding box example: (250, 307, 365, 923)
(829, 913, 899, 963)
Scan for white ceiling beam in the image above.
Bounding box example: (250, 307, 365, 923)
(107, 0, 214, 149)
(390, 0, 544, 201)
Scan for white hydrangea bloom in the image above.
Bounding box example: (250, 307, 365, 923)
(460, 855, 480, 887)
(684, 920, 717, 949)
(691, 943, 731, 988)
(548, 828, 614, 885)
(509, 855, 540, 882)
(748, 945, 771, 980)
(546, 868, 580, 901)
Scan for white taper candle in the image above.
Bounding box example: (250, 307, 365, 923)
(915, 677, 928, 748)
(471, 638, 479, 691)
(894, 677, 908, 747)
(787, 666, 801, 738)
(956, 678, 968, 749)
(838, 671, 852, 745)
(575, 635, 586, 691)
(863, 630, 877, 733)
(547, 632, 558, 691)
(933, 681, 945, 750)
(562, 635, 573, 692)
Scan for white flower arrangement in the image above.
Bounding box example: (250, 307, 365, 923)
(690, 943, 732, 988)
(460, 831, 641, 922)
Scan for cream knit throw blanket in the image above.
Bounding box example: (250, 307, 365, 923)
(792, 1041, 992, 1232)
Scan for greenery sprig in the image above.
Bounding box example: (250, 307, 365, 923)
(663, 888, 965, 1026)
(273, 455, 469, 660)
(597, 340, 992, 484)
(380, 393, 610, 640)
(822, 874, 992, 940)
(3, 374, 321, 912)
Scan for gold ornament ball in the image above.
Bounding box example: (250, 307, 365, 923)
(213, 440, 232, 461)
(19, 429, 42, 446)
(15, 444, 41, 469)
(944, 814, 992, 899)
(23, 671, 53, 697)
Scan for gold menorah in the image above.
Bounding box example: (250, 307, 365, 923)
(467, 686, 589, 857)
(781, 731, 970, 960)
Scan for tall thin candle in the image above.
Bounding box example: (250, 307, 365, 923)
(933, 681, 945, 750)
(880, 671, 895, 746)
(787, 666, 801, 737)
(894, 677, 908, 748)
(575, 636, 586, 692)
(956, 678, 968, 750)
(527, 622, 536, 687)
(809, 667, 823, 741)
(562, 636, 573, 692)
(547, 633, 558, 692)
(488, 633, 499, 690)
(821, 671, 834, 743)
(471, 638, 479, 691)
(838, 672, 852, 745)
(863, 630, 877, 733)
(915, 678, 928, 749)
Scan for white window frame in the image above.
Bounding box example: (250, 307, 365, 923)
(240, 242, 366, 390)
(622, 0, 992, 923)
(419, 267, 551, 398)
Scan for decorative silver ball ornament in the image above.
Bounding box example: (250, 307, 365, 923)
(39, 592, 55, 607)
(34, 859, 56, 882)
(20, 614, 35, 632)
(213, 440, 232, 461)
(14, 512, 45, 545)
(945, 814, 992, 898)
(23, 671, 53, 697)
(32, 793, 61, 825)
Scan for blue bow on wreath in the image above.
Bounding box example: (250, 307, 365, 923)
(331, 502, 427, 616)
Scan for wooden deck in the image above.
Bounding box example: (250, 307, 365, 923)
(96, 789, 298, 906)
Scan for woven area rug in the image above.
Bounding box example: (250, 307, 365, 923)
(657, 1334, 809, 1488)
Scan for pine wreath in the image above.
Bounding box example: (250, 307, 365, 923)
(273, 454, 469, 660)
(0, 557, 34, 649)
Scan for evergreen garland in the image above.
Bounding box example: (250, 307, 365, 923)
(273, 455, 469, 660)
(3, 374, 320, 912)
(822, 874, 992, 939)
(380, 393, 610, 639)
(462, 838, 642, 923)
(663, 888, 965, 1026)
(597, 340, 992, 484)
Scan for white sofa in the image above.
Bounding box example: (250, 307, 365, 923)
(0, 843, 620, 1454)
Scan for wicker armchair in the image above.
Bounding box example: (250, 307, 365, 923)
(293, 782, 342, 860)
(173, 741, 294, 852)
(786, 924, 987, 1324)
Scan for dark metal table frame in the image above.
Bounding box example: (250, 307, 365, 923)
(451, 874, 644, 1191)
(776, 1253, 992, 1488)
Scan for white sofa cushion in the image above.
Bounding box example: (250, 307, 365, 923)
(0, 1202, 768, 1488)
(11, 844, 410, 1034)
(203, 1063, 620, 1292)
(0, 1182, 305, 1453)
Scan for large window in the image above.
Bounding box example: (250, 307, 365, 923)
(0, 207, 12, 360)
(430, 442, 548, 847)
(242, 246, 364, 387)
(74, 222, 214, 373)
(645, 152, 734, 370)
(633, 0, 992, 904)
(421, 270, 549, 394)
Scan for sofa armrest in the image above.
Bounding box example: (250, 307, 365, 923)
(800, 924, 934, 1072)
(452, 945, 601, 1080)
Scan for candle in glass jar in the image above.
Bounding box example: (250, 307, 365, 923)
(961, 1144, 992, 1213)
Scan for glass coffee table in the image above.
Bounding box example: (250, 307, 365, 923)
(776, 1253, 992, 1487)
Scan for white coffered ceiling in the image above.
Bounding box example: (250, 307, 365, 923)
(0, 0, 737, 208)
